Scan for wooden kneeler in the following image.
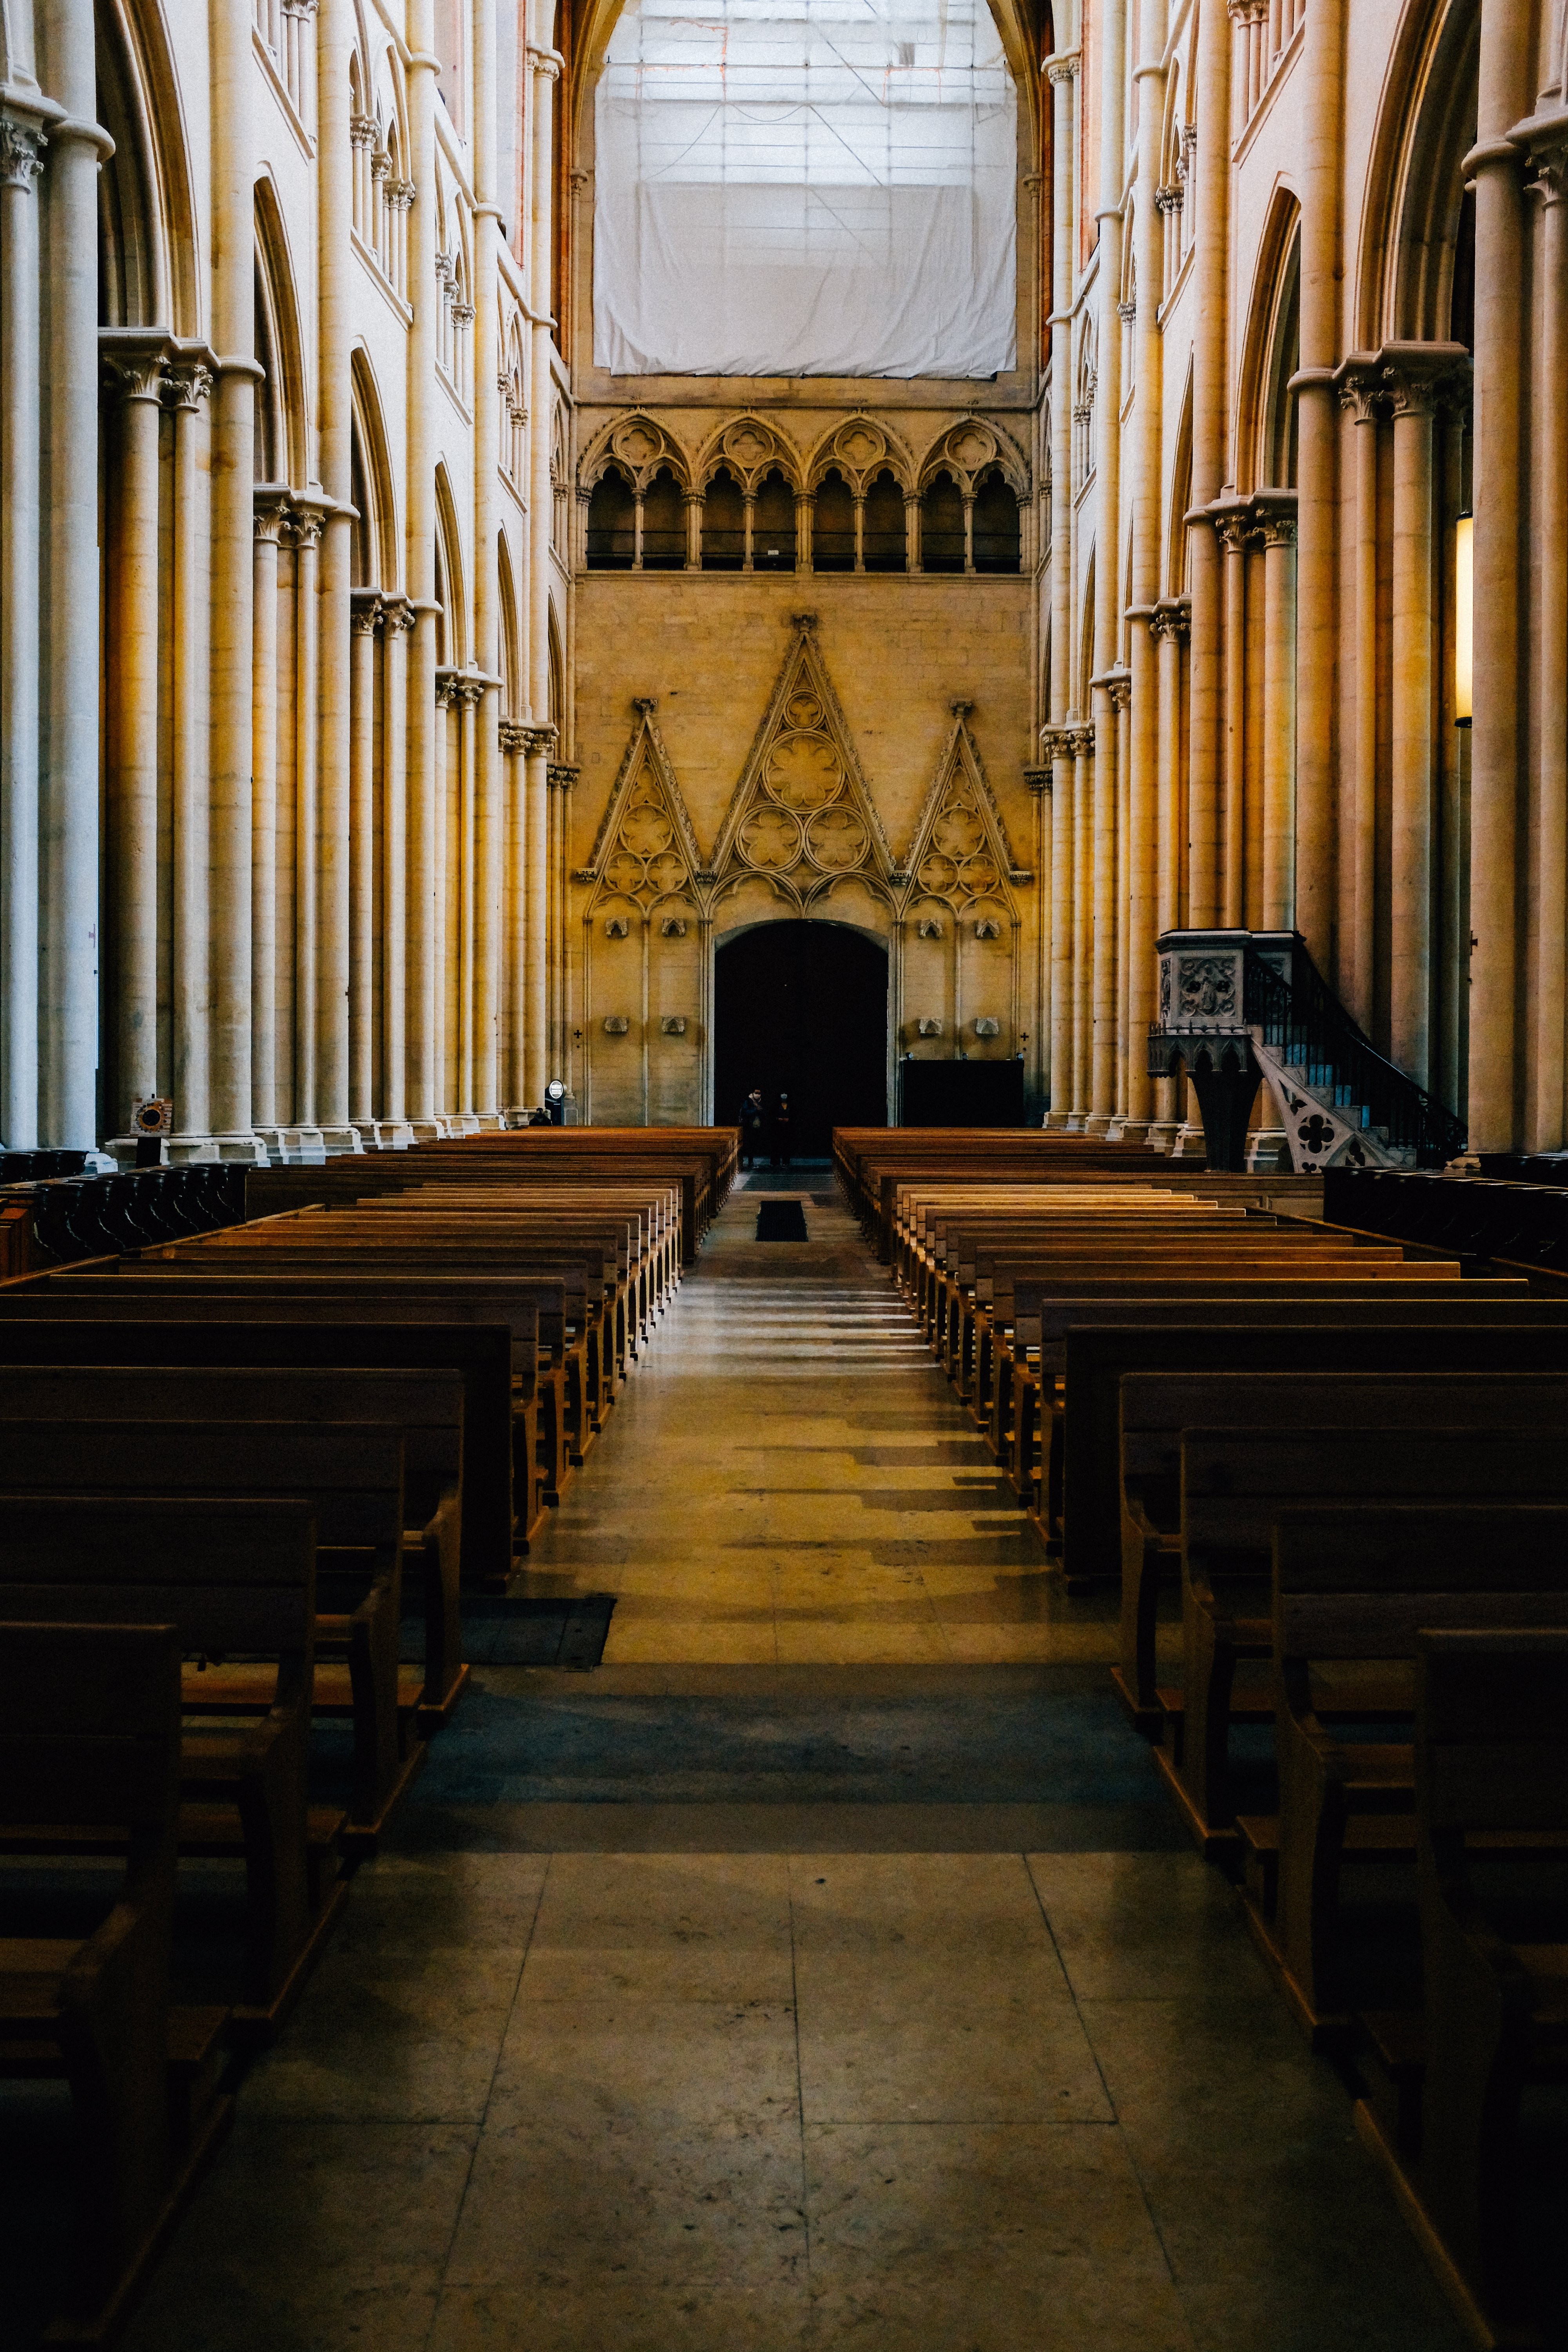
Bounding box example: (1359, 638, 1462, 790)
(0, 1621, 232, 2346)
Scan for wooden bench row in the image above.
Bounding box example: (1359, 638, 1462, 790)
(0, 1138, 723, 2341)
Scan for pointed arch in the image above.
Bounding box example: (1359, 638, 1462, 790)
(254, 175, 309, 486)
(350, 347, 399, 589)
(498, 532, 521, 717)
(1235, 185, 1301, 495)
(97, 0, 199, 334)
(1167, 363, 1194, 597)
(1356, 0, 1479, 350)
(434, 462, 466, 666)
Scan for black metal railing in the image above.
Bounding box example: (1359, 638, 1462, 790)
(1242, 944, 1466, 1167)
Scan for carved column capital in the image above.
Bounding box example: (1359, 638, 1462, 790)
(163, 356, 214, 411)
(1104, 672, 1133, 714)
(350, 590, 385, 636)
(1149, 597, 1192, 644)
(499, 719, 530, 755)
(1045, 50, 1080, 83)
(1023, 764, 1052, 794)
(350, 113, 378, 151)
(0, 116, 47, 187)
(380, 595, 416, 635)
(253, 486, 292, 542)
(1039, 725, 1073, 761)
(548, 762, 581, 790)
(1066, 723, 1096, 759)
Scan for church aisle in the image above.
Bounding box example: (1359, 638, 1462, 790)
(116, 1188, 1467, 2352)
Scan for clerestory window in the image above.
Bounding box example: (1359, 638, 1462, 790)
(593, 0, 1017, 379)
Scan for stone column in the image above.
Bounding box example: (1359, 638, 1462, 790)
(103, 343, 165, 1131)
(548, 758, 579, 1081)
(406, 0, 439, 1122)
(904, 487, 921, 574)
(349, 592, 382, 1124)
(1533, 140, 1568, 1147)
(166, 356, 214, 1142)
(852, 491, 866, 572)
(207, 0, 260, 1149)
(1218, 510, 1250, 924)
(742, 489, 756, 572)
(1292, 0, 1343, 970)
(1100, 674, 1132, 1134)
(1045, 50, 1078, 1124)
(1125, 0, 1167, 1139)
(1465, 0, 1532, 1151)
(1187, 11, 1233, 927)
(523, 725, 555, 1104)
(1151, 601, 1191, 1147)
(0, 114, 45, 1147)
(1070, 722, 1095, 1125)
(251, 490, 290, 1135)
(457, 675, 483, 1115)
(471, 0, 502, 1120)
(381, 598, 412, 1124)
(1338, 363, 1382, 1027)
(794, 490, 813, 572)
(1042, 726, 1073, 1124)
(316, 0, 354, 1142)
(38, 0, 110, 1148)
(290, 503, 325, 1129)
(1087, 0, 1125, 1132)
(1387, 365, 1439, 1085)
(526, 30, 562, 1106)
(1258, 498, 1298, 930)
(1025, 764, 1051, 1108)
(961, 490, 975, 575)
(501, 717, 528, 1104)
(684, 491, 703, 569)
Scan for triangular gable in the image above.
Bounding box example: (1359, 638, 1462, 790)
(707, 615, 896, 913)
(898, 703, 1029, 918)
(577, 697, 704, 915)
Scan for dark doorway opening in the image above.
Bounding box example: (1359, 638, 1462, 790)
(714, 920, 888, 1158)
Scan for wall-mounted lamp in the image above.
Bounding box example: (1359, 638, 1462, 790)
(1455, 511, 1473, 729)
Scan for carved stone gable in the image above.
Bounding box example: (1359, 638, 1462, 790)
(898, 706, 1025, 924)
(579, 701, 703, 919)
(708, 617, 896, 914)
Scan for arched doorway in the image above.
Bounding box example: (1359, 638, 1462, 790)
(713, 921, 887, 1157)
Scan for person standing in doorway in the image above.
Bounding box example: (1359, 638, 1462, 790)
(738, 1087, 765, 1170)
(770, 1091, 793, 1169)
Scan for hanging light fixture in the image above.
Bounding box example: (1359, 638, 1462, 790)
(1455, 512, 1473, 728)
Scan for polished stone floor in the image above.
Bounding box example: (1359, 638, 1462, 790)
(43, 1181, 1469, 2348)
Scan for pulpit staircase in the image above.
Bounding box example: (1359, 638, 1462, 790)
(1149, 929, 1468, 1174)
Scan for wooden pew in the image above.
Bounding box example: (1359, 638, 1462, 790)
(36, 1270, 574, 1497)
(0, 1495, 347, 2040)
(1354, 1628, 1568, 2352)
(1112, 1345, 1568, 1726)
(0, 1366, 466, 1736)
(1238, 1505, 1568, 2049)
(0, 1312, 525, 1576)
(0, 1422, 415, 1850)
(1003, 1275, 1529, 1527)
(1172, 1421, 1568, 1857)
(0, 1621, 232, 2343)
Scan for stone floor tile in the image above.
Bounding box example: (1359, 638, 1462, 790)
(120, 2121, 476, 2351)
(518, 1852, 795, 2003)
(773, 1620, 954, 1664)
(605, 1618, 781, 1664)
(327, 1851, 548, 1956)
(482, 1995, 800, 2133)
(241, 1947, 523, 2124)
(441, 2114, 807, 2290)
(795, 1989, 1110, 2126)
(1027, 1852, 1279, 2004)
(428, 2281, 815, 2350)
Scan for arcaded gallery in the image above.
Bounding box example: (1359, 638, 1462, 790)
(0, 0, 1566, 2344)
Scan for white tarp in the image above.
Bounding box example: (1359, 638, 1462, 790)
(593, 0, 1018, 379)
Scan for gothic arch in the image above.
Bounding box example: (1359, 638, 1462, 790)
(1355, 0, 1479, 350)
(806, 415, 916, 495)
(434, 462, 467, 666)
(254, 175, 309, 485)
(1167, 365, 1194, 597)
(578, 410, 688, 494)
(694, 414, 800, 493)
(498, 533, 521, 715)
(1235, 184, 1301, 496)
(350, 347, 399, 588)
(918, 416, 1028, 499)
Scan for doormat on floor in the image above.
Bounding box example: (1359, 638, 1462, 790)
(755, 1200, 809, 1240)
(401, 1594, 616, 1670)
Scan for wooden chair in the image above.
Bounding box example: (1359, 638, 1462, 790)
(0, 1621, 232, 2343)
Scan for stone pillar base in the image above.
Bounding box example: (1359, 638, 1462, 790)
(1245, 1126, 1289, 1173)
(1111, 1120, 1152, 1147)
(1169, 1123, 1207, 1158)
(444, 1114, 482, 1137)
(317, 1125, 366, 1155)
(407, 1119, 445, 1143)
(1082, 1113, 1114, 1137)
(1144, 1122, 1180, 1154)
(256, 1127, 326, 1165)
(365, 1121, 416, 1151)
(1043, 1111, 1076, 1131)
(474, 1112, 506, 1131)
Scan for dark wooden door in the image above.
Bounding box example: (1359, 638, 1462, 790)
(714, 921, 887, 1157)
